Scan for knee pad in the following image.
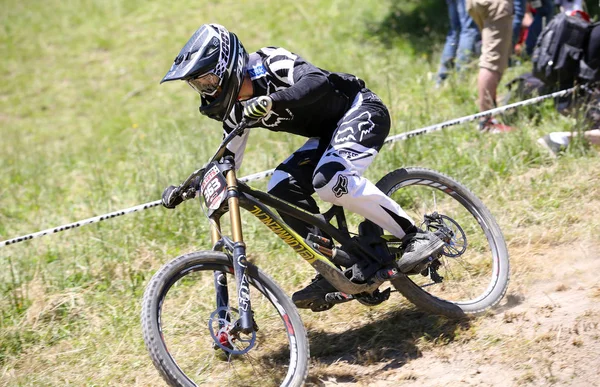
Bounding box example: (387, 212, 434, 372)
(313, 162, 350, 204)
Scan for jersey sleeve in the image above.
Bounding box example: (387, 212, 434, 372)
(259, 47, 330, 109)
(222, 105, 250, 171)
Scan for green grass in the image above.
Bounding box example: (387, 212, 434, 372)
(1, 0, 600, 385)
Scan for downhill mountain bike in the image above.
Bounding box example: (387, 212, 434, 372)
(141, 120, 510, 387)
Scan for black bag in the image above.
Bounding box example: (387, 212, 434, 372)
(579, 23, 600, 83)
(532, 12, 591, 87)
(505, 72, 549, 100)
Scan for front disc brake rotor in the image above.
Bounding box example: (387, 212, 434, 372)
(208, 307, 256, 355)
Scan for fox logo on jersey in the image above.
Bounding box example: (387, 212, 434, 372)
(261, 109, 294, 127)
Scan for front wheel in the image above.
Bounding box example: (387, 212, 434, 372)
(141, 251, 309, 386)
(376, 168, 510, 318)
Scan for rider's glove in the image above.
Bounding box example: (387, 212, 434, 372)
(162, 185, 183, 209)
(243, 96, 272, 119)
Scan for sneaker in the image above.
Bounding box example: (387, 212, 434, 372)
(478, 117, 516, 134)
(397, 231, 445, 274)
(537, 134, 567, 157)
(291, 274, 337, 309)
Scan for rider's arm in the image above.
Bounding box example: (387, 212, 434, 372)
(262, 48, 330, 109)
(222, 108, 250, 171)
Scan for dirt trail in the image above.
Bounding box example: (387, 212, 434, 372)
(311, 241, 600, 386)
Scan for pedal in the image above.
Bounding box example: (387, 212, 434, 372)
(294, 295, 337, 312)
(356, 288, 391, 306)
(405, 255, 437, 275)
(310, 303, 335, 312)
(324, 291, 355, 304)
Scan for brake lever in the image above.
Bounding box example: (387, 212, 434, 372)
(178, 166, 206, 193)
(180, 186, 197, 201)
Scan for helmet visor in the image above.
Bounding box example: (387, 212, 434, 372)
(187, 73, 221, 96)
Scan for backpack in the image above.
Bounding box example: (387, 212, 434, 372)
(579, 23, 600, 83)
(531, 12, 592, 87)
(505, 72, 549, 100)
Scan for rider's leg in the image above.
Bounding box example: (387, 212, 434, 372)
(266, 138, 326, 239)
(293, 91, 444, 309)
(312, 91, 443, 273)
(267, 139, 342, 310)
(313, 91, 413, 238)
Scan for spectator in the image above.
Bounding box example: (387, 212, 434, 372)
(436, 0, 481, 87)
(525, 0, 555, 56)
(514, 4, 534, 55)
(512, 0, 527, 51)
(466, 0, 515, 132)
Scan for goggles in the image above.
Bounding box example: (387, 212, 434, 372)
(187, 73, 221, 96)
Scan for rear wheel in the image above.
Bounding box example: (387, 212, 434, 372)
(375, 168, 510, 318)
(141, 251, 309, 386)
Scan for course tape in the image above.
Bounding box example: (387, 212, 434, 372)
(0, 86, 577, 247)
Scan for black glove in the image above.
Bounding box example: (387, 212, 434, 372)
(243, 96, 272, 119)
(162, 185, 183, 209)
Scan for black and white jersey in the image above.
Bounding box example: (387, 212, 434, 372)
(222, 47, 365, 169)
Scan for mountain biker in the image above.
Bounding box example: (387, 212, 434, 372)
(160, 24, 444, 307)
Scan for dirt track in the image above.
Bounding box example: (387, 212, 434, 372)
(308, 240, 600, 386)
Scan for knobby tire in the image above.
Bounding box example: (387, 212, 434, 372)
(376, 167, 510, 318)
(141, 251, 309, 386)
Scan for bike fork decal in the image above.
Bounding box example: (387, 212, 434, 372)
(233, 245, 253, 331)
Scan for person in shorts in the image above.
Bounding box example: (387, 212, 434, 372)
(467, 0, 515, 132)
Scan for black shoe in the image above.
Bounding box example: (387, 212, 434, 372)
(292, 274, 337, 309)
(397, 231, 444, 274)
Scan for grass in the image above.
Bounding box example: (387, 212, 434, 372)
(1, 0, 600, 385)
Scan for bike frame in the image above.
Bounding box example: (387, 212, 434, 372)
(179, 120, 397, 333)
(207, 164, 395, 332)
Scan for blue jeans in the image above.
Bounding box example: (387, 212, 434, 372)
(512, 0, 526, 48)
(437, 0, 480, 82)
(525, 0, 555, 56)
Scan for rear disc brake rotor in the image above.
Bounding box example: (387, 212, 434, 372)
(423, 213, 467, 258)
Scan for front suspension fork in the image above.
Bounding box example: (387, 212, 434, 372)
(211, 169, 254, 334)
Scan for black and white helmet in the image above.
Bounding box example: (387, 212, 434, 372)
(161, 24, 248, 121)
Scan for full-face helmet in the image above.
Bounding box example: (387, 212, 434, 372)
(161, 24, 248, 121)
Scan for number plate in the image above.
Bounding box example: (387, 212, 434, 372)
(201, 164, 227, 209)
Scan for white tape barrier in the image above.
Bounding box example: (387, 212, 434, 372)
(0, 170, 278, 247)
(1, 201, 163, 247)
(384, 85, 577, 143)
(0, 86, 577, 247)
